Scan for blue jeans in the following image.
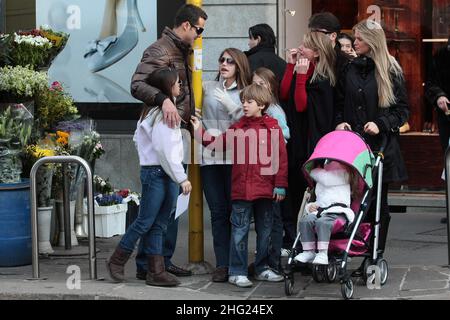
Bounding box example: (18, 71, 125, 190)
(268, 202, 283, 271)
(136, 165, 186, 272)
(201, 165, 232, 268)
(119, 166, 178, 256)
(135, 202, 178, 271)
(229, 199, 273, 276)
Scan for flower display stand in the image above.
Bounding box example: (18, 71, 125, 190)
(83, 203, 127, 238)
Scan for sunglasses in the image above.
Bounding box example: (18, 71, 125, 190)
(219, 57, 236, 65)
(312, 29, 335, 35)
(189, 22, 204, 36)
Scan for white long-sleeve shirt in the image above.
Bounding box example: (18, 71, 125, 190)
(305, 163, 355, 223)
(133, 117, 187, 185)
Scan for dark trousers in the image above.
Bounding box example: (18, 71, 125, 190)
(365, 182, 390, 253)
(282, 168, 308, 248)
(437, 109, 450, 153)
(201, 165, 232, 268)
(268, 202, 283, 271)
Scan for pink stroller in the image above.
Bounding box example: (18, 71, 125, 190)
(284, 130, 388, 300)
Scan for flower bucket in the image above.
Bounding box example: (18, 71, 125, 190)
(0, 180, 31, 267)
(83, 203, 127, 238)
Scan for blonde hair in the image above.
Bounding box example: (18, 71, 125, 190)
(303, 32, 336, 86)
(240, 83, 273, 112)
(353, 20, 404, 108)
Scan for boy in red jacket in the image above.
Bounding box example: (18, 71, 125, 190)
(191, 83, 288, 288)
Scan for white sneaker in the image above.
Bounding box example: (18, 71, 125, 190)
(280, 248, 292, 257)
(255, 269, 284, 282)
(294, 251, 316, 263)
(312, 252, 329, 265)
(228, 275, 253, 288)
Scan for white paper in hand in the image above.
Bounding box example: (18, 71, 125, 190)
(175, 193, 190, 219)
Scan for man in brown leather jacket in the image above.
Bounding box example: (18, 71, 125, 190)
(131, 4, 207, 128)
(130, 4, 207, 281)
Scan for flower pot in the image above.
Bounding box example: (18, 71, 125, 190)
(36, 165, 54, 208)
(83, 203, 127, 238)
(37, 206, 54, 254)
(56, 199, 78, 247)
(0, 180, 31, 267)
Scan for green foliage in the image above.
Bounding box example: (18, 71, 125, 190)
(0, 106, 33, 183)
(35, 82, 79, 132)
(0, 65, 48, 98)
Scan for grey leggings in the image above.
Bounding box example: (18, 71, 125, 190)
(299, 213, 344, 251)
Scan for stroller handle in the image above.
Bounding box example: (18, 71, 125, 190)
(377, 134, 388, 158)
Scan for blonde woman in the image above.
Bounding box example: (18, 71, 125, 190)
(335, 20, 410, 254)
(279, 32, 337, 252)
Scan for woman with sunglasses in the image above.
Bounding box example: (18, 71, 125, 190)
(199, 48, 251, 283)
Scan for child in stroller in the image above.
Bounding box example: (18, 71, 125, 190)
(294, 160, 357, 266)
(284, 130, 388, 299)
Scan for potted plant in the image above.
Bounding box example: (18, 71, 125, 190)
(0, 65, 48, 107)
(35, 81, 79, 134)
(82, 176, 128, 238)
(1, 26, 69, 71)
(0, 105, 33, 266)
(23, 139, 59, 254)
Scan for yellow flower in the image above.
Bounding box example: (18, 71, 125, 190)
(33, 146, 56, 158)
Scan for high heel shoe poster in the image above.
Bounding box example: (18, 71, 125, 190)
(36, 0, 157, 103)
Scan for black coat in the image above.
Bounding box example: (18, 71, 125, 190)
(335, 56, 410, 183)
(425, 46, 450, 151)
(425, 46, 450, 106)
(282, 73, 335, 169)
(245, 45, 287, 82)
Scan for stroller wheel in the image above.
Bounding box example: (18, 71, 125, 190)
(377, 259, 389, 286)
(284, 275, 295, 296)
(325, 258, 337, 283)
(341, 279, 354, 300)
(312, 265, 326, 283)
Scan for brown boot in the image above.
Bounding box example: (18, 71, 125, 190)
(146, 255, 180, 287)
(105, 246, 131, 282)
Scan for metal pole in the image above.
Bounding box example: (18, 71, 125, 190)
(63, 164, 72, 250)
(84, 160, 97, 279)
(373, 159, 383, 262)
(31, 156, 97, 280)
(31, 162, 40, 279)
(445, 147, 450, 266)
(187, 0, 205, 264)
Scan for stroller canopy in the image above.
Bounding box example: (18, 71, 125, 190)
(303, 131, 375, 188)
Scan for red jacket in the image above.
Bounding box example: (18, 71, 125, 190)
(197, 115, 288, 201)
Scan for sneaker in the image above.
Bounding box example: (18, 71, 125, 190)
(228, 275, 253, 288)
(255, 269, 284, 282)
(312, 252, 329, 265)
(280, 248, 292, 258)
(294, 251, 316, 264)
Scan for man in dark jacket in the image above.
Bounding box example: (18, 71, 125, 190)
(245, 24, 287, 82)
(425, 41, 450, 224)
(308, 12, 349, 75)
(131, 4, 207, 280)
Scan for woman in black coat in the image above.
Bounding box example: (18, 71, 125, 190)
(335, 20, 410, 253)
(245, 24, 287, 82)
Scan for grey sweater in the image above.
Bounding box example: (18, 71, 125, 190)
(200, 80, 242, 165)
